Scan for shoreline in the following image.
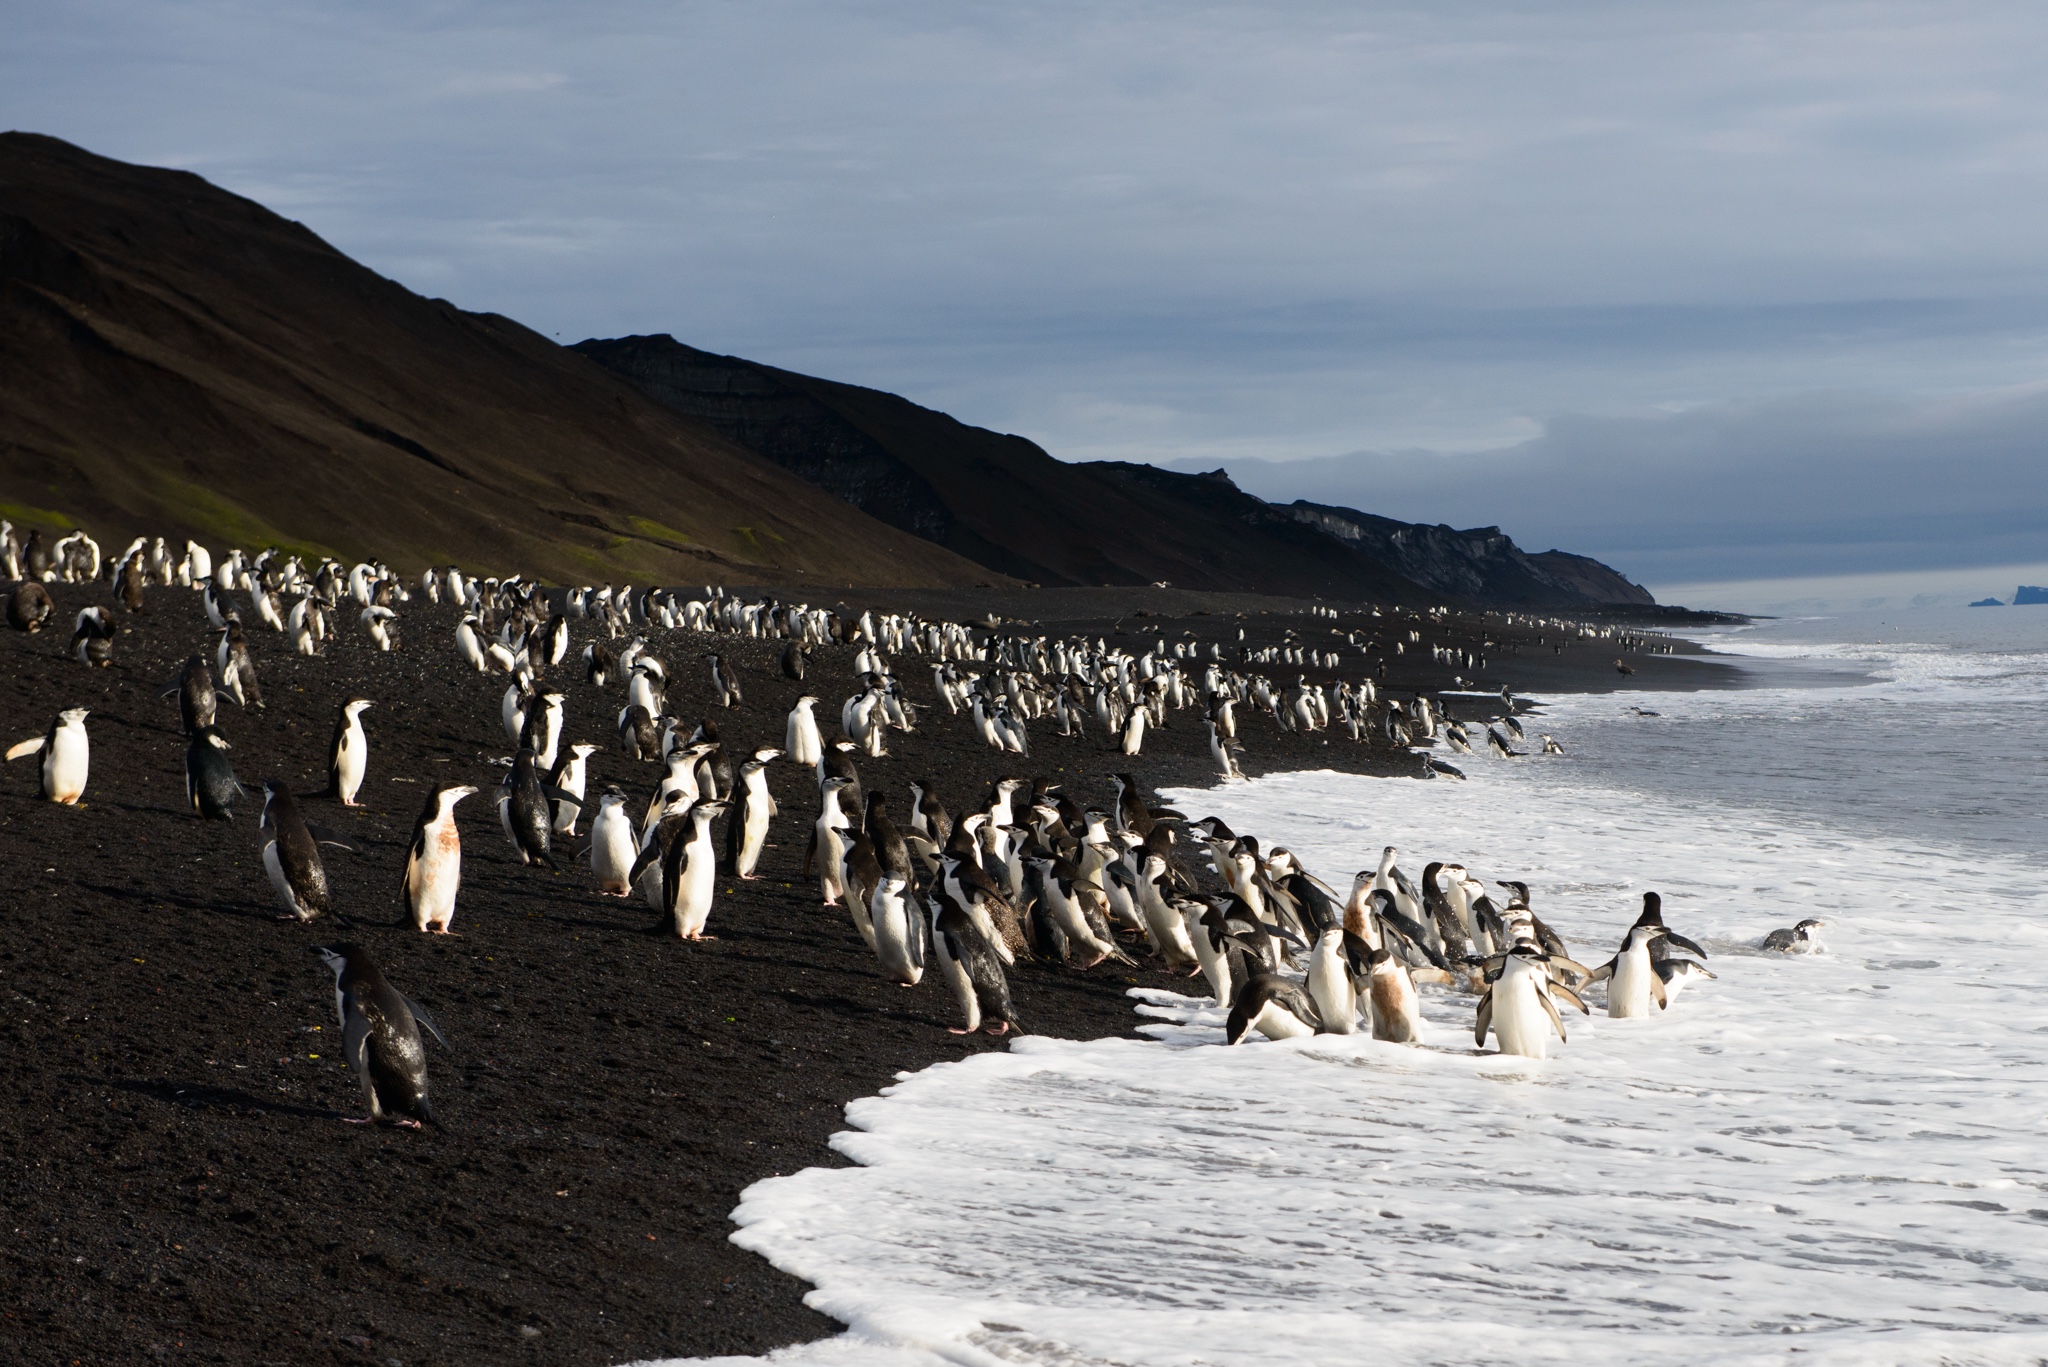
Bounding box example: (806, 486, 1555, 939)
(2, 578, 1823, 1366)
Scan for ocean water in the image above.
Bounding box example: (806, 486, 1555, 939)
(671, 607, 2048, 1367)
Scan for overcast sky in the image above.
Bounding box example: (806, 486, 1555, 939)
(7, 1, 2048, 591)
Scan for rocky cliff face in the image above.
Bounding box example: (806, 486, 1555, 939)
(1286, 501, 1655, 608)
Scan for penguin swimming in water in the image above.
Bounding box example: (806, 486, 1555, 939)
(726, 746, 782, 879)
(1761, 918, 1826, 952)
(7, 708, 90, 804)
(587, 786, 640, 895)
(311, 943, 446, 1129)
(1225, 971, 1324, 1044)
(260, 780, 356, 921)
(402, 783, 476, 933)
(328, 699, 373, 807)
(184, 724, 243, 820)
(1654, 956, 1718, 1002)
(929, 891, 1020, 1034)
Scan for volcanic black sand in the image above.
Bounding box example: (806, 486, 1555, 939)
(0, 579, 1730, 1365)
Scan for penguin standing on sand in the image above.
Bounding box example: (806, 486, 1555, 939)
(785, 696, 824, 768)
(6, 709, 90, 804)
(402, 783, 476, 933)
(869, 875, 926, 986)
(218, 619, 264, 709)
(161, 656, 217, 735)
(328, 700, 373, 807)
(260, 780, 354, 920)
(548, 742, 599, 836)
(71, 607, 114, 667)
(647, 798, 727, 939)
(929, 890, 1021, 1035)
(7, 581, 53, 632)
(705, 652, 743, 708)
(497, 748, 557, 868)
(587, 787, 639, 895)
(311, 943, 445, 1129)
(184, 724, 244, 819)
(726, 746, 782, 879)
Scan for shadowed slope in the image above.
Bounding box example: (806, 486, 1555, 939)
(0, 133, 998, 588)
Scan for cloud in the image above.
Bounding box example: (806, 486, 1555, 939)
(1190, 383, 2048, 583)
(7, 1, 2048, 584)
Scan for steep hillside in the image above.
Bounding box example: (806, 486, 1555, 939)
(576, 334, 1656, 608)
(0, 133, 997, 588)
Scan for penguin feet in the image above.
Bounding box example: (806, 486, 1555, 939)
(947, 1027, 973, 1035)
(682, 933, 719, 942)
(984, 1022, 1013, 1036)
(342, 1116, 375, 1126)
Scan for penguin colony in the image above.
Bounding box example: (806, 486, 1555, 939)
(3, 521, 1789, 1129)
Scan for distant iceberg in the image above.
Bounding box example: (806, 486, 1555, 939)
(1970, 597, 2005, 607)
(2015, 585, 2048, 605)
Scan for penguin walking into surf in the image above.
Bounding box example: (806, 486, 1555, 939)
(1226, 970, 1324, 1044)
(1475, 942, 1571, 1058)
(929, 887, 1021, 1035)
(496, 747, 558, 869)
(184, 724, 244, 820)
(7, 708, 90, 804)
(402, 783, 477, 933)
(726, 745, 782, 879)
(260, 780, 356, 921)
(328, 699, 373, 807)
(1364, 944, 1426, 1043)
(1582, 893, 1708, 1017)
(311, 943, 446, 1129)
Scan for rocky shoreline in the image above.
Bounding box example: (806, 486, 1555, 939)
(0, 578, 1736, 1366)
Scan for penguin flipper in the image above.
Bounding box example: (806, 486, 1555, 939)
(5, 737, 46, 761)
(1550, 980, 1590, 1015)
(404, 997, 450, 1050)
(1665, 931, 1710, 960)
(305, 824, 362, 852)
(1473, 990, 1493, 1046)
(1540, 989, 1568, 1042)
(1650, 972, 1668, 1011)
(1582, 957, 1616, 986)
(1546, 953, 1595, 983)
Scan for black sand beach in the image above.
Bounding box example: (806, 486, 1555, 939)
(0, 579, 1732, 1365)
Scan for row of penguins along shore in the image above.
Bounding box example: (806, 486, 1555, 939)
(0, 526, 1767, 1129)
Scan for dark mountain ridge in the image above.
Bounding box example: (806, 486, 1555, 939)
(0, 132, 993, 588)
(576, 334, 1656, 609)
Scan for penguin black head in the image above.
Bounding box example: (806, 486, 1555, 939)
(1633, 891, 1664, 927)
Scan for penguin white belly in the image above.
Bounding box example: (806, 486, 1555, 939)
(552, 789, 583, 836)
(591, 815, 637, 894)
(335, 732, 367, 804)
(1307, 936, 1357, 1034)
(674, 845, 718, 937)
(1250, 999, 1316, 1042)
(262, 842, 301, 916)
(1367, 965, 1424, 1043)
(1139, 892, 1198, 969)
(1492, 974, 1552, 1059)
(46, 731, 88, 804)
(932, 932, 981, 1031)
(1609, 948, 1656, 1018)
(1184, 910, 1232, 1005)
(411, 836, 462, 931)
(737, 804, 771, 877)
(870, 888, 923, 986)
